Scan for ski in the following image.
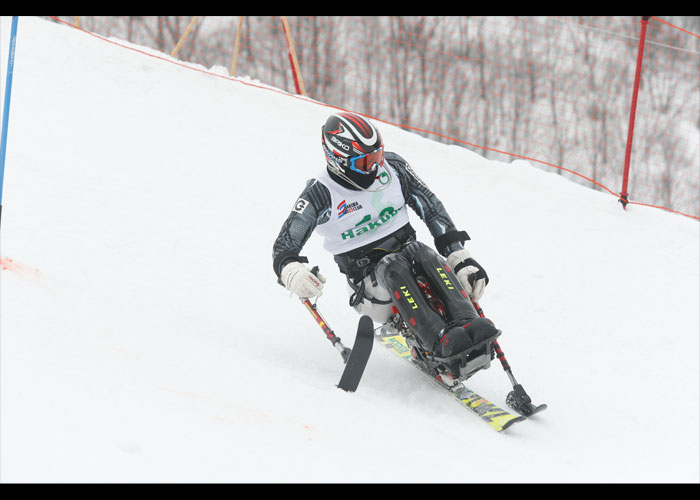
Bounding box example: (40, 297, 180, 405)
(374, 325, 526, 432)
(337, 315, 374, 392)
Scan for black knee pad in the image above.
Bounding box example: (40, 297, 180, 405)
(412, 245, 478, 323)
(463, 317, 499, 345)
(436, 325, 472, 357)
(376, 252, 446, 349)
(436, 317, 499, 357)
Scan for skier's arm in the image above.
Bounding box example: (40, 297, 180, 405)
(387, 152, 470, 256)
(388, 152, 489, 300)
(272, 179, 332, 279)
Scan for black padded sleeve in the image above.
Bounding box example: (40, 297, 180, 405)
(386, 152, 468, 256)
(272, 178, 332, 278)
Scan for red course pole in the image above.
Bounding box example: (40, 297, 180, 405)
(281, 16, 305, 96)
(620, 16, 651, 209)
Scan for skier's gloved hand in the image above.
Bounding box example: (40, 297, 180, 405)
(446, 249, 489, 302)
(280, 262, 326, 299)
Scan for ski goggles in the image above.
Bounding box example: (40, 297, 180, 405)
(348, 146, 384, 175)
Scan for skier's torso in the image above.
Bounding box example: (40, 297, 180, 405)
(272, 152, 463, 279)
(313, 162, 409, 255)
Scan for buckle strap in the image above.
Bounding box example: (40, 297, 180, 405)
(347, 274, 392, 307)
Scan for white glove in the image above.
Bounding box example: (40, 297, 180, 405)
(280, 262, 326, 299)
(446, 249, 489, 302)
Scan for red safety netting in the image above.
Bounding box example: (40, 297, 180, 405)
(51, 16, 700, 219)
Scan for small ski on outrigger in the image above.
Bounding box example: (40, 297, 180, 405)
(301, 297, 374, 392)
(471, 300, 547, 419)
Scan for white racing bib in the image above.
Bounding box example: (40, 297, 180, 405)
(314, 163, 409, 255)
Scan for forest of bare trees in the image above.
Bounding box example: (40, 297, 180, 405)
(53, 16, 700, 217)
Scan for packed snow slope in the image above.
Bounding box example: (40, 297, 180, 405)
(1, 17, 698, 483)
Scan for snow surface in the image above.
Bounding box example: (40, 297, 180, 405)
(1, 16, 698, 483)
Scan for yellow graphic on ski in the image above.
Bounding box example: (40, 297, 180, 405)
(375, 329, 526, 432)
(379, 335, 412, 359)
(455, 386, 525, 432)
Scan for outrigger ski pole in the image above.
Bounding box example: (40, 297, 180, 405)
(472, 300, 547, 417)
(301, 267, 374, 392)
(301, 296, 351, 363)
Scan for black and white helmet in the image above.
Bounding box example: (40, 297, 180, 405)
(322, 112, 384, 190)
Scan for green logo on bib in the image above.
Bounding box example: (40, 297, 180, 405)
(340, 206, 402, 240)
